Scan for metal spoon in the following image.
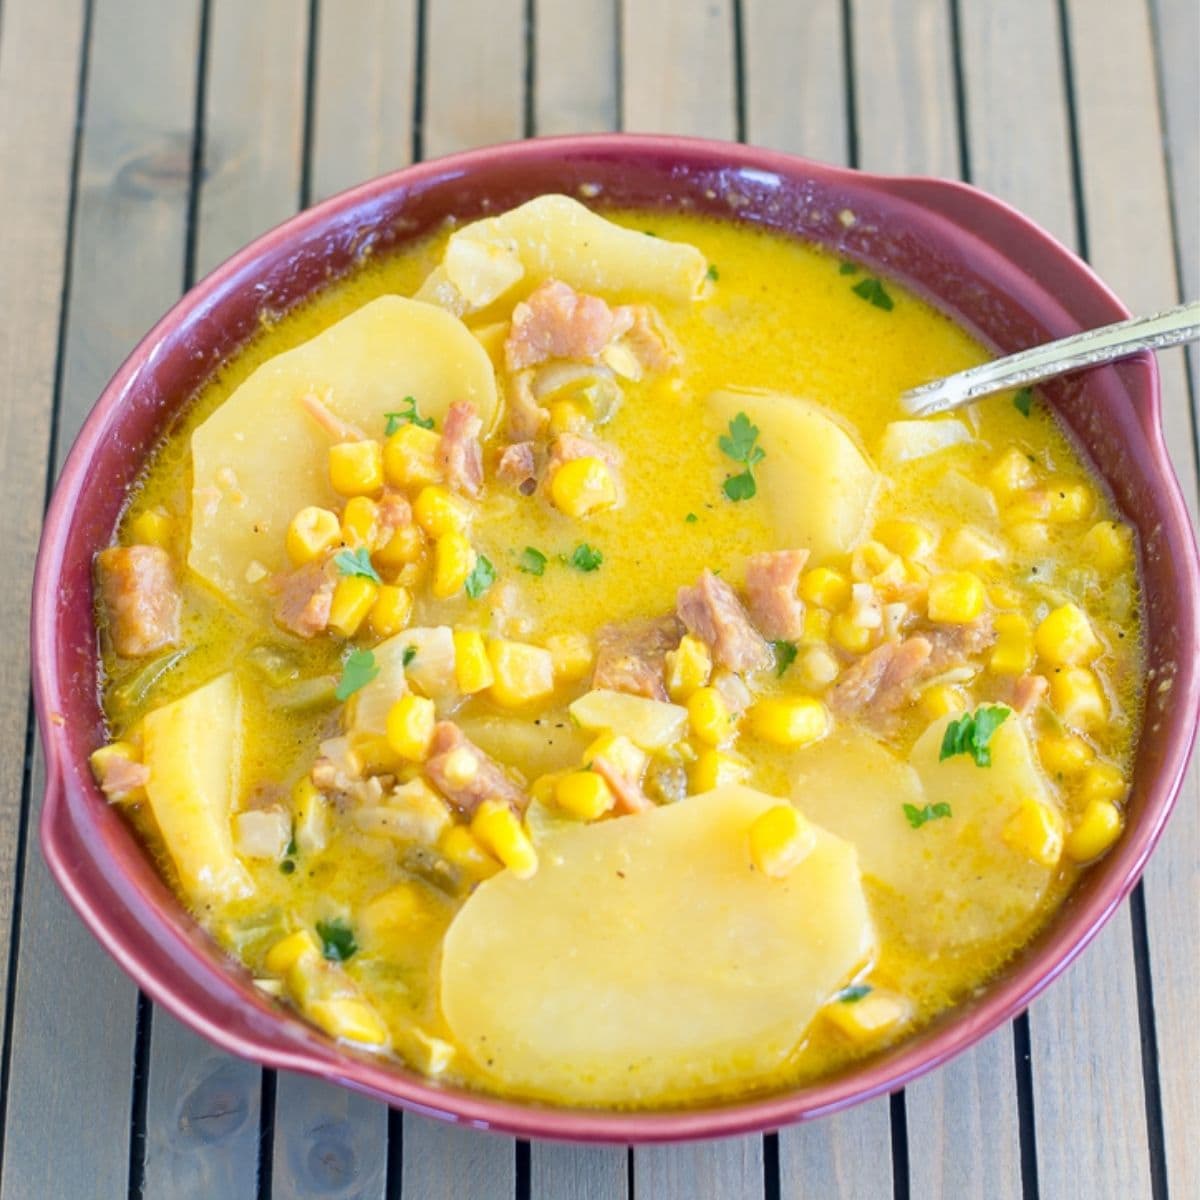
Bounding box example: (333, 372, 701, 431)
(900, 300, 1200, 416)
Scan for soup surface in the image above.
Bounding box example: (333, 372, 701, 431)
(90, 197, 1143, 1108)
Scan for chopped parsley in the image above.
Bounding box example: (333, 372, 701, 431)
(518, 546, 548, 576)
(279, 859, 296, 875)
(706, 263, 720, 282)
(834, 984, 872, 1002)
(939, 705, 1011, 767)
(685, 512, 698, 523)
(334, 647, 378, 701)
(851, 276, 895, 311)
(316, 918, 358, 963)
(903, 802, 953, 829)
(384, 395, 434, 435)
(719, 412, 765, 502)
(402, 645, 417, 667)
(333, 546, 381, 583)
(838, 261, 860, 276)
(772, 640, 798, 677)
(569, 543, 603, 572)
(464, 554, 496, 599)
(1013, 387, 1034, 417)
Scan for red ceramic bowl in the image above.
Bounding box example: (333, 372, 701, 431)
(32, 135, 1200, 1143)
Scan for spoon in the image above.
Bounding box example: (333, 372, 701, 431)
(901, 300, 1200, 417)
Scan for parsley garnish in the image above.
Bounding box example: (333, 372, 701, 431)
(851, 276, 895, 311)
(838, 261, 860, 276)
(685, 512, 698, 523)
(464, 554, 496, 598)
(939, 705, 1011, 767)
(335, 648, 378, 701)
(772, 640, 798, 677)
(706, 264, 720, 282)
(903, 802, 953, 829)
(719, 412, 765, 502)
(384, 395, 434, 435)
(569, 543, 603, 572)
(316, 918, 358, 963)
(402, 645, 417, 667)
(835, 984, 872, 1002)
(1013, 387, 1033, 417)
(279, 859, 296, 875)
(518, 547, 548, 576)
(334, 546, 381, 583)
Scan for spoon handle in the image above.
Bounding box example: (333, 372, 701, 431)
(901, 300, 1200, 416)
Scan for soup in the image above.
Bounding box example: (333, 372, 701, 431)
(89, 197, 1142, 1108)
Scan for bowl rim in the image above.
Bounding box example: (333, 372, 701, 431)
(32, 132, 1200, 1143)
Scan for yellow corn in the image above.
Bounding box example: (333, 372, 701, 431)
(1009, 520, 1051, 552)
(927, 571, 986, 623)
(748, 804, 816, 878)
(1081, 520, 1133, 575)
(292, 776, 328, 853)
(549, 456, 617, 517)
(329, 439, 384, 496)
(687, 686, 733, 746)
(307, 997, 389, 1046)
(989, 612, 1034, 676)
(1001, 798, 1064, 867)
(439, 824, 502, 879)
(286, 506, 342, 565)
(1078, 762, 1127, 805)
(851, 540, 901, 582)
(797, 644, 840, 689)
(413, 485, 470, 538)
(340, 496, 380, 549)
(1049, 666, 1107, 729)
(265, 929, 321, 975)
(585, 733, 648, 783)
(830, 612, 874, 654)
(826, 990, 910, 1041)
(390, 559, 427, 591)
(548, 399, 588, 434)
(383, 423, 443, 488)
(487, 639, 556, 708)
(360, 881, 430, 941)
(801, 607, 832, 644)
(942, 527, 1006, 570)
(347, 731, 401, 775)
(1035, 603, 1101, 666)
(1038, 732, 1095, 777)
(374, 523, 425, 569)
(128, 508, 173, 548)
(1065, 799, 1123, 862)
(874, 518, 935, 561)
(453, 629, 496, 693)
(800, 566, 850, 611)
(555, 770, 616, 820)
(431, 530, 475, 598)
(920, 683, 967, 719)
(664, 634, 712, 701)
(367, 584, 412, 639)
(328, 575, 378, 637)
(545, 632, 594, 682)
(385, 694, 436, 761)
(988, 447, 1037, 498)
(471, 800, 538, 879)
(988, 582, 1025, 610)
(690, 748, 749, 792)
(748, 696, 829, 747)
(88, 741, 146, 803)
(1044, 481, 1093, 522)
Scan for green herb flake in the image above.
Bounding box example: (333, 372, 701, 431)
(316, 918, 358, 963)
(835, 984, 872, 1003)
(518, 546, 548, 576)
(384, 395, 435, 435)
(279, 859, 296, 876)
(1013, 387, 1034, 417)
(719, 412, 765, 503)
(838, 261, 860, 276)
(685, 512, 698, 523)
(334, 546, 381, 583)
(722, 472, 757, 501)
(851, 276, 895, 311)
(772, 640, 798, 677)
(706, 263, 720, 282)
(939, 704, 1011, 767)
(464, 554, 496, 599)
(903, 801, 953, 829)
(569, 543, 604, 572)
(402, 645, 417, 667)
(335, 647, 379, 702)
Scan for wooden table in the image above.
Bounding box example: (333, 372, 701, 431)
(1, 1, 1195, 1196)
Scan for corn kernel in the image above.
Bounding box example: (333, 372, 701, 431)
(471, 799, 538, 879)
(390, 559, 428, 591)
(691, 748, 749, 792)
(1049, 667, 1107, 729)
(89, 741, 146, 803)
(800, 566, 851, 611)
(1065, 799, 1123, 862)
(748, 696, 829, 747)
(1035, 603, 1101, 666)
(851, 540, 901, 582)
(292, 776, 329, 853)
(1081, 521, 1133, 575)
(687, 686, 733, 746)
(920, 683, 967, 719)
(329, 439, 384, 496)
(413, 485, 469, 538)
(585, 733, 648, 784)
(1045, 481, 1093, 522)
(549, 456, 617, 517)
(439, 824, 502, 879)
(347, 731, 401, 775)
(328, 575, 379, 637)
(1009, 520, 1051, 552)
(748, 804, 816, 878)
(664, 634, 713, 701)
(874, 518, 935, 561)
(547, 399, 589, 434)
(385, 694, 436, 761)
(825, 990, 911, 1041)
(988, 583, 1025, 610)
(431, 531, 475, 598)
(367, 584, 412, 639)
(1079, 762, 1127, 805)
(1001, 798, 1064, 866)
(488, 639, 556, 708)
(453, 629, 495, 694)
(307, 997, 389, 1046)
(988, 447, 1037, 498)
(360, 881, 430, 942)
(802, 607, 832, 643)
(340, 495, 380, 548)
(128, 508, 173, 547)
(927, 571, 986, 623)
(383, 423, 443, 488)
(555, 770, 616, 820)
(374, 523, 425, 569)
(942, 527, 1006, 570)
(797, 644, 840, 689)
(989, 612, 1034, 676)
(829, 612, 872, 654)
(286, 506, 341, 565)
(265, 929, 321, 975)
(1004, 491, 1052, 523)
(1038, 733, 1095, 776)
(545, 632, 594, 682)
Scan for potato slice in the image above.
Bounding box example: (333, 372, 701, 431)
(440, 785, 873, 1105)
(189, 297, 497, 613)
(707, 388, 878, 562)
(415, 195, 708, 314)
(141, 673, 253, 906)
(457, 713, 591, 781)
(568, 689, 688, 750)
(792, 716, 1058, 951)
(879, 419, 973, 467)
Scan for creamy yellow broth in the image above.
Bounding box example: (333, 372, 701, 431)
(95, 202, 1142, 1108)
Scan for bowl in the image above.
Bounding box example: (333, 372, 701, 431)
(32, 134, 1200, 1143)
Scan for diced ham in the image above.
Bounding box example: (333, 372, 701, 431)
(744, 549, 809, 640)
(592, 616, 683, 701)
(300, 390, 365, 441)
(377, 491, 413, 538)
(592, 757, 654, 814)
(1009, 672, 1050, 714)
(926, 616, 998, 671)
(497, 441, 539, 495)
(712, 669, 753, 716)
(612, 304, 681, 372)
(96, 545, 182, 658)
(505, 280, 632, 371)
(546, 430, 617, 473)
(677, 570, 770, 672)
(438, 401, 484, 497)
(273, 557, 336, 639)
(93, 753, 150, 801)
(827, 636, 933, 718)
(506, 370, 548, 441)
(424, 722, 530, 817)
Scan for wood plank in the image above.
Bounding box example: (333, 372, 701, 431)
(310, 0, 418, 202)
(1, 1, 202, 1196)
(778, 1101, 893, 1200)
(1067, 3, 1200, 1195)
(634, 1138, 764, 1200)
(534, 0, 618, 135)
(399, 1117, 515, 1199)
(531, 1143, 628, 1200)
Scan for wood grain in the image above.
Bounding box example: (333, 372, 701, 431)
(400, 1117, 515, 1199)
(778, 1100, 894, 1199)
(534, 0, 618, 135)
(531, 1143, 629, 1200)
(634, 1137, 765, 1200)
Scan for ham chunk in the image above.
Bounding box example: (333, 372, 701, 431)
(505, 280, 632, 371)
(273, 558, 336, 638)
(93, 752, 150, 801)
(497, 441, 538, 495)
(96, 545, 182, 658)
(1007, 672, 1049, 714)
(613, 304, 681, 372)
(438, 401, 484, 497)
(827, 636, 933, 718)
(506, 371, 548, 441)
(677, 570, 770, 672)
(593, 616, 683, 701)
(425, 722, 530, 817)
(745, 549, 809, 640)
(377, 491, 413, 538)
(926, 616, 998, 670)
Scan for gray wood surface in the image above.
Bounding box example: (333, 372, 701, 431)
(778, 1100, 894, 1200)
(400, 1118, 515, 1199)
(531, 1143, 629, 1200)
(634, 1137, 765, 1200)
(534, 0, 618, 136)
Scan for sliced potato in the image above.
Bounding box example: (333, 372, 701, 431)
(568, 689, 688, 750)
(141, 673, 253, 906)
(457, 713, 591, 781)
(415, 195, 708, 314)
(189, 297, 497, 612)
(707, 388, 878, 562)
(441, 785, 873, 1105)
(879, 419, 973, 467)
(350, 627, 457, 735)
